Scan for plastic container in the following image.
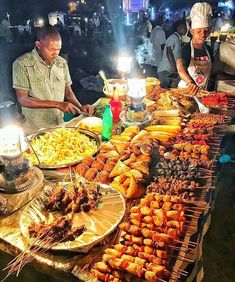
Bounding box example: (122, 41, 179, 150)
(101, 105, 113, 141)
(109, 89, 122, 123)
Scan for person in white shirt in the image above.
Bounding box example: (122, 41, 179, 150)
(150, 17, 166, 69)
(158, 20, 187, 88)
(138, 14, 152, 39)
(214, 14, 224, 32)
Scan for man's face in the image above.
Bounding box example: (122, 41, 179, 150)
(191, 27, 209, 44)
(36, 35, 62, 63)
(178, 24, 187, 36)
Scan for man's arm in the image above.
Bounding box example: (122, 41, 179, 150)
(16, 89, 80, 115)
(176, 58, 194, 83)
(65, 85, 94, 115)
(167, 47, 177, 72)
(176, 58, 199, 96)
(65, 85, 82, 109)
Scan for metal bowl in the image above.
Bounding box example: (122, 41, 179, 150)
(25, 127, 101, 169)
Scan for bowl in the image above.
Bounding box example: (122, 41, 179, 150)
(103, 79, 128, 100)
(76, 117, 103, 134)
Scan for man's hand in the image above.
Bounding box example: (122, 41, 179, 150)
(81, 104, 94, 116)
(186, 82, 199, 97)
(57, 102, 80, 115)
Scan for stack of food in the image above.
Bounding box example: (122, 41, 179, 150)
(26, 181, 101, 245)
(165, 113, 227, 162)
(201, 92, 228, 110)
(153, 159, 201, 181)
(76, 126, 159, 198)
(147, 91, 195, 113)
(92, 193, 191, 282)
(88, 107, 232, 282)
(145, 77, 161, 98)
(147, 178, 200, 201)
(150, 109, 183, 126)
(25, 127, 98, 166)
(145, 124, 181, 146)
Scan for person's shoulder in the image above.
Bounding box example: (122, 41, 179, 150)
(166, 33, 178, 41)
(13, 50, 35, 66)
(54, 55, 68, 68)
(165, 33, 178, 44)
(156, 26, 165, 35)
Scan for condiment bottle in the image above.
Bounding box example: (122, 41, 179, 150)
(102, 104, 113, 141)
(109, 87, 122, 123)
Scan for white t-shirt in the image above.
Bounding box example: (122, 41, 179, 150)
(150, 25, 166, 67)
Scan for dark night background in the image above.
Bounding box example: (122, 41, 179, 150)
(0, 0, 220, 24)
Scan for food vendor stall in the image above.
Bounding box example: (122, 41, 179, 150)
(0, 77, 234, 282)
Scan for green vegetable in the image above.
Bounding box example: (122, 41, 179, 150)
(94, 98, 110, 118)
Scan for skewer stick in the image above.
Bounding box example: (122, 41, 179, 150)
(169, 245, 195, 253)
(172, 270, 188, 277)
(186, 209, 203, 214)
(185, 214, 199, 219)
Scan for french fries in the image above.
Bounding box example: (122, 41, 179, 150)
(25, 128, 98, 166)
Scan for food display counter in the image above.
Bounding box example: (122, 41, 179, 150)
(0, 83, 234, 282)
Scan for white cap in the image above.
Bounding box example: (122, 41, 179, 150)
(190, 2, 212, 29)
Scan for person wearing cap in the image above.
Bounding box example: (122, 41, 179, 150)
(176, 2, 214, 96)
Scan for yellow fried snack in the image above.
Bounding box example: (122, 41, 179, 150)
(25, 128, 98, 166)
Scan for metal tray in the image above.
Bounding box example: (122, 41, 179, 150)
(19, 183, 125, 253)
(25, 127, 101, 169)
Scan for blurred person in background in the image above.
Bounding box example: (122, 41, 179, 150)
(158, 20, 187, 88)
(138, 14, 152, 39)
(149, 17, 166, 75)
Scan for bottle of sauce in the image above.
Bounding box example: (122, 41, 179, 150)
(102, 104, 113, 141)
(109, 87, 122, 123)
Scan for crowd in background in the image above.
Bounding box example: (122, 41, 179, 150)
(0, 5, 235, 105)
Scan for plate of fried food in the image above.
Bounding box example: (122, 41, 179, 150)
(24, 127, 101, 169)
(20, 180, 125, 252)
(76, 117, 103, 134)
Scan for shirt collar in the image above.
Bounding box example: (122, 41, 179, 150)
(32, 48, 55, 67)
(174, 32, 181, 38)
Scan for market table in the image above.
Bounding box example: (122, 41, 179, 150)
(0, 90, 233, 282)
(0, 188, 212, 282)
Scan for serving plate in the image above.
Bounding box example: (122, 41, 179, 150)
(20, 183, 125, 252)
(25, 127, 101, 169)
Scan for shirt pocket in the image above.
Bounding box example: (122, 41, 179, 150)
(28, 74, 47, 99)
(53, 71, 66, 101)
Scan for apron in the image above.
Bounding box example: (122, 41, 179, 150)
(178, 41, 212, 89)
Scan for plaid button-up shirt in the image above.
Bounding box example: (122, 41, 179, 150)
(12, 48, 72, 132)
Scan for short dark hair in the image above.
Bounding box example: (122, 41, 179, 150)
(36, 25, 60, 41)
(156, 16, 164, 26)
(173, 20, 186, 32)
